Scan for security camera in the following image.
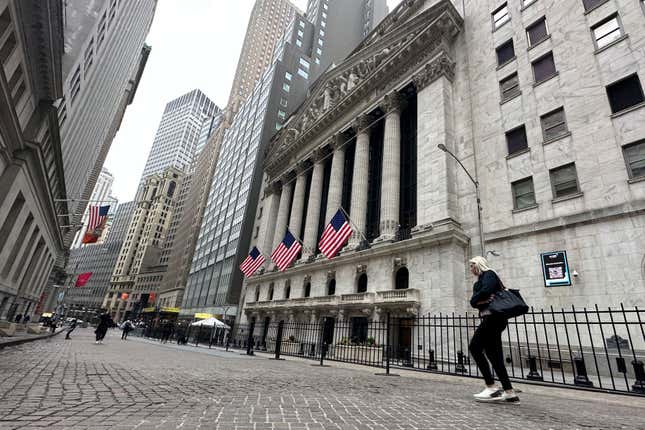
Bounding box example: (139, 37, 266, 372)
(572, 270, 579, 277)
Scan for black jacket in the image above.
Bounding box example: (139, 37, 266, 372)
(469, 270, 503, 310)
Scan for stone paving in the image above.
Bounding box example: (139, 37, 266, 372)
(0, 328, 644, 430)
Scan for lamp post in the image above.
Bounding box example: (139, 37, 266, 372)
(437, 144, 485, 256)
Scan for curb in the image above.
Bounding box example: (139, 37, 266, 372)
(0, 328, 64, 349)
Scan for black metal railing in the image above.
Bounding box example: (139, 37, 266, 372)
(226, 305, 644, 396)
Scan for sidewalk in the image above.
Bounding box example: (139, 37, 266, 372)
(0, 327, 63, 349)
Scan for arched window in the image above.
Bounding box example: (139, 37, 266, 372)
(304, 282, 311, 297)
(395, 267, 409, 290)
(357, 273, 367, 293)
(254, 287, 260, 302)
(327, 279, 336, 296)
(284, 280, 291, 299)
(268, 283, 274, 300)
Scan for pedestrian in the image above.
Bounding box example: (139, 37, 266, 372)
(94, 313, 112, 344)
(14, 313, 22, 323)
(121, 320, 133, 340)
(65, 318, 78, 339)
(468, 256, 520, 404)
(23, 315, 30, 324)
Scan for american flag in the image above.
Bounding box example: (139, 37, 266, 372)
(271, 230, 302, 271)
(318, 209, 353, 259)
(87, 205, 110, 230)
(239, 246, 266, 277)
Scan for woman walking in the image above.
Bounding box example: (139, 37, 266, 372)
(468, 256, 520, 404)
(95, 313, 112, 344)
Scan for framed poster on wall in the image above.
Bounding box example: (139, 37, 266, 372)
(540, 251, 571, 287)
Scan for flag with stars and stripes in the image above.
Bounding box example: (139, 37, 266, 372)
(82, 205, 110, 244)
(239, 246, 266, 277)
(318, 209, 353, 259)
(270, 230, 302, 271)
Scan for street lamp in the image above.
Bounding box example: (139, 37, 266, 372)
(437, 144, 486, 256)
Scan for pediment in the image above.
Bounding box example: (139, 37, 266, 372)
(266, 0, 463, 176)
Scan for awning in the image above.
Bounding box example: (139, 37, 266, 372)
(190, 317, 230, 329)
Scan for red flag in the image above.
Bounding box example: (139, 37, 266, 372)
(75, 272, 93, 287)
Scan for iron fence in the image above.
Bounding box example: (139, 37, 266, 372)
(229, 305, 644, 396)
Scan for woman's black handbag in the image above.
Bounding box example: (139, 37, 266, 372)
(489, 288, 529, 319)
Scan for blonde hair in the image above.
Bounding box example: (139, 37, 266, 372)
(469, 256, 495, 275)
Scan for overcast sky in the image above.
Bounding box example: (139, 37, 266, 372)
(104, 0, 403, 203)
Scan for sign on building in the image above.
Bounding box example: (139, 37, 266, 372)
(540, 251, 571, 287)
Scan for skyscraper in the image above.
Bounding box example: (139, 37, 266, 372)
(140, 89, 219, 179)
(227, 0, 298, 114)
(70, 168, 117, 249)
(59, 0, 156, 243)
(180, 0, 388, 322)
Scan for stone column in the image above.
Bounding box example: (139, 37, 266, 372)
(324, 134, 345, 222)
(258, 182, 281, 256)
(348, 115, 371, 249)
(302, 150, 326, 260)
(272, 177, 294, 249)
(377, 92, 403, 242)
(413, 57, 458, 232)
(288, 164, 308, 241)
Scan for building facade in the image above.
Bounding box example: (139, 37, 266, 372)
(65, 201, 135, 316)
(239, 0, 645, 336)
(0, 0, 68, 321)
(181, 0, 389, 323)
(59, 0, 156, 245)
(227, 0, 298, 114)
(106, 167, 183, 321)
(70, 167, 116, 249)
(140, 89, 219, 179)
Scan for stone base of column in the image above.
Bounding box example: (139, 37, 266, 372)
(373, 234, 396, 245)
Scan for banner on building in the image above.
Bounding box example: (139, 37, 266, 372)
(75, 272, 93, 287)
(540, 251, 571, 287)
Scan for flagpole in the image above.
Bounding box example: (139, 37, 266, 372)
(338, 206, 369, 244)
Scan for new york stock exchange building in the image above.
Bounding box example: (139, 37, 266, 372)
(238, 0, 645, 335)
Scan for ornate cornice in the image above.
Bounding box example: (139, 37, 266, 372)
(412, 52, 456, 90)
(379, 91, 405, 113)
(353, 114, 372, 135)
(265, 0, 463, 179)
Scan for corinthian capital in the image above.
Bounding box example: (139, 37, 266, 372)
(413, 54, 456, 90)
(379, 91, 405, 113)
(352, 114, 371, 134)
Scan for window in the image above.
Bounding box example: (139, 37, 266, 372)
(492, 3, 510, 30)
(522, 0, 537, 7)
(297, 68, 308, 79)
(296, 39, 302, 47)
(532, 52, 557, 84)
(500, 72, 520, 102)
(592, 15, 623, 49)
(315, 58, 320, 64)
(540, 107, 568, 141)
(303, 282, 311, 297)
(275, 122, 282, 131)
(327, 279, 335, 295)
(299, 58, 310, 69)
(505, 125, 529, 155)
(318, 38, 324, 46)
(279, 97, 288, 107)
(512, 177, 536, 209)
(496, 39, 515, 66)
(297, 30, 304, 37)
(268, 283, 274, 300)
(550, 163, 580, 198)
(320, 29, 325, 36)
(606, 74, 645, 114)
(284, 283, 291, 299)
(284, 71, 292, 81)
(623, 140, 645, 179)
(582, 0, 607, 12)
(277, 110, 286, 120)
(282, 83, 290, 92)
(526, 17, 548, 47)
(299, 20, 305, 28)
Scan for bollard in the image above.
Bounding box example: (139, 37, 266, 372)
(632, 360, 645, 394)
(573, 356, 593, 387)
(427, 349, 438, 370)
(455, 351, 467, 373)
(526, 355, 543, 381)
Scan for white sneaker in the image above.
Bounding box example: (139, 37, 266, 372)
(474, 386, 503, 401)
(501, 391, 520, 405)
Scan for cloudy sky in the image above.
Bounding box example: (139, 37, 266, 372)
(105, 0, 403, 202)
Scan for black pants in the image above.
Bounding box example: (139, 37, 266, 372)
(65, 326, 76, 339)
(121, 330, 129, 340)
(469, 315, 513, 390)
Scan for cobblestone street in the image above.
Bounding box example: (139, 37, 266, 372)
(1, 328, 644, 430)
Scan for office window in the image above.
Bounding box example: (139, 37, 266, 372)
(296, 39, 302, 47)
(284, 71, 292, 81)
(522, 0, 537, 7)
(278, 110, 286, 120)
(512, 177, 536, 209)
(283, 83, 290, 92)
(299, 20, 305, 28)
(299, 58, 310, 69)
(280, 97, 288, 107)
(606, 74, 645, 114)
(492, 3, 510, 30)
(532, 52, 557, 84)
(297, 68, 308, 79)
(315, 58, 320, 64)
(297, 30, 304, 37)
(318, 38, 324, 46)
(316, 47, 322, 55)
(275, 122, 282, 131)
(506, 125, 529, 155)
(623, 140, 645, 179)
(320, 29, 325, 36)
(500, 72, 520, 102)
(591, 15, 622, 49)
(550, 163, 580, 198)
(526, 17, 548, 47)
(540, 107, 568, 141)
(582, 0, 607, 11)
(496, 39, 515, 66)
(321, 21, 326, 28)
